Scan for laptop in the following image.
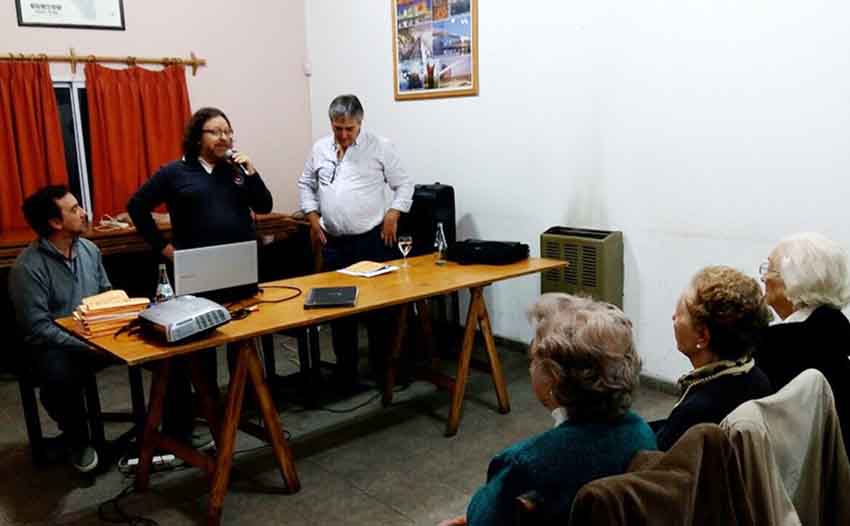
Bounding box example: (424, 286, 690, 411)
(174, 240, 259, 302)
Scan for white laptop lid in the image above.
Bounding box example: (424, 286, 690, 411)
(173, 241, 258, 296)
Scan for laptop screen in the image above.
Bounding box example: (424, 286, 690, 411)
(173, 241, 258, 298)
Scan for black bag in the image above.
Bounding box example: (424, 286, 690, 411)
(447, 239, 530, 265)
(399, 183, 456, 257)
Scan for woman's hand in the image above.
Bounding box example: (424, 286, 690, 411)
(437, 515, 467, 526)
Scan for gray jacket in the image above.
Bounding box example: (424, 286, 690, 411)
(8, 237, 111, 350)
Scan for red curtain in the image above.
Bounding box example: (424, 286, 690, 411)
(0, 62, 68, 232)
(86, 64, 190, 219)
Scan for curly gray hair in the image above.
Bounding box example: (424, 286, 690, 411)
(527, 293, 641, 422)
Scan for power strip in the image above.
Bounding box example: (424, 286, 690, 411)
(126, 454, 175, 467)
(119, 454, 177, 474)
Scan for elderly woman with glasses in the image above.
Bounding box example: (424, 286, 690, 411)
(438, 294, 656, 526)
(757, 232, 850, 451)
(655, 266, 773, 451)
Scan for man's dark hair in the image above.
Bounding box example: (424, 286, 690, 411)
(22, 185, 70, 238)
(182, 107, 232, 160)
(328, 94, 364, 122)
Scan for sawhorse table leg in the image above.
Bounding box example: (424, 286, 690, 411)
(380, 285, 511, 437)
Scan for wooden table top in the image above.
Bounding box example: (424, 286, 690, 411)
(0, 213, 306, 268)
(56, 255, 567, 366)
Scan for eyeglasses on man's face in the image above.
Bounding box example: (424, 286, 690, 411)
(202, 128, 234, 139)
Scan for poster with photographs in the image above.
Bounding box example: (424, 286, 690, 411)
(392, 0, 478, 100)
(16, 0, 125, 30)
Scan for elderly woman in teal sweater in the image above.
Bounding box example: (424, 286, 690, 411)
(439, 294, 657, 526)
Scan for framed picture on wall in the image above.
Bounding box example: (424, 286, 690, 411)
(16, 0, 126, 30)
(392, 0, 478, 101)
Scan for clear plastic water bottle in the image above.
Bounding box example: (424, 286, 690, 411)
(155, 263, 174, 303)
(434, 222, 448, 265)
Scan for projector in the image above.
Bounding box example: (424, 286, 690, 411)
(138, 295, 231, 343)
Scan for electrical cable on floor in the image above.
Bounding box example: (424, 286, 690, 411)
(272, 337, 414, 414)
(101, 431, 292, 526)
(98, 483, 157, 526)
(318, 383, 413, 414)
(318, 391, 383, 413)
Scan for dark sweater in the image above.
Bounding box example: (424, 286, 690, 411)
(656, 366, 773, 451)
(756, 305, 850, 453)
(127, 159, 273, 252)
(467, 411, 657, 526)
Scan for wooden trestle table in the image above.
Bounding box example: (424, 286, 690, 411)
(56, 254, 567, 525)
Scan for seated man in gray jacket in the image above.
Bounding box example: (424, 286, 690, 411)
(10, 185, 212, 473)
(8, 185, 112, 472)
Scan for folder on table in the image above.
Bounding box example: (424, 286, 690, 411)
(304, 286, 358, 308)
(336, 260, 397, 278)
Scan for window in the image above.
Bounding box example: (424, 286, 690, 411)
(54, 81, 93, 217)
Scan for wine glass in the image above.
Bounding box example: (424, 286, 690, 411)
(398, 235, 413, 268)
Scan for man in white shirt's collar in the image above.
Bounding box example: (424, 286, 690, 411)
(332, 115, 360, 162)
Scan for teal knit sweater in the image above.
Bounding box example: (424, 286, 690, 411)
(467, 410, 657, 526)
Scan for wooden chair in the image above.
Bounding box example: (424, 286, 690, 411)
(14, 339, 146, 466)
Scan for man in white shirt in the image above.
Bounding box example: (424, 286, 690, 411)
(298, 94, 414, 392)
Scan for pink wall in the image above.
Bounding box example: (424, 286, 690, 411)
(0, 0, 311, 212)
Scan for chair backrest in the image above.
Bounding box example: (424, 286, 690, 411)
(721, 369, 850, 526)
(567, 424, 758, 526)
(6, 323, 37, 379)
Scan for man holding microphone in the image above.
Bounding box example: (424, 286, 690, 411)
(128, 106, 273, 256)
(128, 107, 273, 448)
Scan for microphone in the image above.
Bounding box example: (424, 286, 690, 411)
(225, 148, 248, 185)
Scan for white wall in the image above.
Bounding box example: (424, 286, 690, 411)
(0, 0, 311, 212)
(306, 0, 850, 382)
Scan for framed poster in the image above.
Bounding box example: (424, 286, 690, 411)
(16, 0, 126, 30)
(392, 0, 478, 101)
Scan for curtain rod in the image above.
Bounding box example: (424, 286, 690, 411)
(1, 48, 206, 76)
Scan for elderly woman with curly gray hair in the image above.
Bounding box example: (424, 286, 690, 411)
(438, 294, 656, 526)
(655, 265, 774, 451)
(757, 232, 850, 451)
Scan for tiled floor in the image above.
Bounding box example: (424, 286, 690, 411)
(0, 332, 676, 525)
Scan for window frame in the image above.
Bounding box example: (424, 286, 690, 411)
(53, 78, 93, 220)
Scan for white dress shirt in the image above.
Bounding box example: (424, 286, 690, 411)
(775, 306, 816, 325)
(198, 157, 215, 174)
(297, 130, 414, 237)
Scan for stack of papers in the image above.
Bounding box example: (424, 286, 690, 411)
(73, 290, 150, 337)
(337, 260, 398, 278)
